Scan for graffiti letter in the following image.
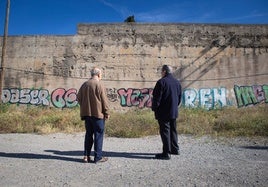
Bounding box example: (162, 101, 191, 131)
(10, 89, 20, 103)
(234, 85, 258, 107)
(252, 85, 265, 102)
(183, 89, 197, 107)
(51, 88, 66, 108)
(64, 88, 77, 108)
(38, 90, 50, 106)
(117, 88, 132, 107)
(138, 88, 153, 108)
(199, 89, 213, 110)
(2, 89, 11, 103)
(20, 89, 31, 104)
(30, 90, 40, 105)
(131, 89, 141, 106)
(213, 87, 227, 108)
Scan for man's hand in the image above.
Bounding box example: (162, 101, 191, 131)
(104, 114, 110, 120)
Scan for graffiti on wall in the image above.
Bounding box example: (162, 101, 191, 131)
(116, 87, 229, 109)
(51, 88, 78, 108)
(183, 87, 228, 109)
(117, 88, 153, 108)
(2, 88, 78, 108)
(2, 88, 50, 106)
(106, 88, 119, 102)
(234, 85, 268, 107)
(1, 85, 267, 109)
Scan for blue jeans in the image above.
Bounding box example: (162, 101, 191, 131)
(84, 116, 105, 162)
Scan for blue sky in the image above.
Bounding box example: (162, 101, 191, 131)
(0, 0, 267, 35)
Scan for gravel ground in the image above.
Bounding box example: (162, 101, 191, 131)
(0, 133, 267, 187)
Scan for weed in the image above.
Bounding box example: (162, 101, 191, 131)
(0, 104, 267, 138)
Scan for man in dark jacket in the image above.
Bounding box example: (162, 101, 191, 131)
(152, 65, 182, 160)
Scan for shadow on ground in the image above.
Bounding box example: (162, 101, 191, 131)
(0, 150, 156, 163)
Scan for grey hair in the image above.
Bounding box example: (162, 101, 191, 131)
(162, 65, 173, 74)
(90, 67, 101, 77)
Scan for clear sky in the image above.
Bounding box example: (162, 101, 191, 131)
(0, 0, 267, 35)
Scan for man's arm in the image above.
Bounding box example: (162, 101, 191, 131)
(152, 81, 162, 111)
(177, 82, 182, 106)
(100, 83, 110, 119)
(77, 84, 83, 105)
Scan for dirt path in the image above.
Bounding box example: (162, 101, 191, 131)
(0, 133, 267, 187)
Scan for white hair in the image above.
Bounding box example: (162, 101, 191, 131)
(90, 67, 101, 77)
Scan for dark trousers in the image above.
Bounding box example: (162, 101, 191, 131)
(158, 119, 179, 154)
(84, 116, 105, 162)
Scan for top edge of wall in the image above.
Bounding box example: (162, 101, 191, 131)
(77, 22, 268, 35)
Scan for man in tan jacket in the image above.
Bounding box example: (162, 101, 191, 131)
(77, 67, 110, 163)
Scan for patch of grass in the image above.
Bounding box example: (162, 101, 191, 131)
(212, 106, 268, 137)
(0, 104, 267, 138)
(178, 107, 216, 135)
(105, 109, 158, 138)
(0, 103, 10, 113)
(0, 104, 84, 134)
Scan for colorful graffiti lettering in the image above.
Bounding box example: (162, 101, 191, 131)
(117, 88, 153, 108)
(2, 88, 50, 106)
(2, 85, 267, 109)
(1, 88, 77, 108)
(51, 88, 78, 108)
(117, 87, 228, 109)
(234, 85, 268, 107)
(183, 87, 227, 109)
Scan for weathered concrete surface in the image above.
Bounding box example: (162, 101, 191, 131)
(0, 23, 268, 109)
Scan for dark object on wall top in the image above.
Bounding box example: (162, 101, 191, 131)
(124, 15, 135, 22)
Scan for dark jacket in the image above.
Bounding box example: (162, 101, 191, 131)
(152, 73, 182, 121)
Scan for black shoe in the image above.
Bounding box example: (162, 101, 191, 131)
(155, 153, 170, 160)
(170, 150, 180, 155)
(83, 156, 92, 163)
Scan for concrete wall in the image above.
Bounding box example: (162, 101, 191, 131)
(1, 23, 268, 110)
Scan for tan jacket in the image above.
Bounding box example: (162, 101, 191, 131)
(77, 79, 109, 119)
